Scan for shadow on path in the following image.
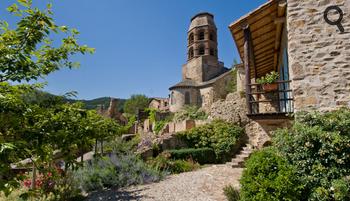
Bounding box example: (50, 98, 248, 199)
(85, 187, 153, 201)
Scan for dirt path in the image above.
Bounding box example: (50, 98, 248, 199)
(86, 165, 243, 201)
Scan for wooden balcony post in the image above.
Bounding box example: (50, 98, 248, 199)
(243, 25, 252, 114)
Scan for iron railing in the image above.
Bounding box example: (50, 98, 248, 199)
(247, 80, 294, 115)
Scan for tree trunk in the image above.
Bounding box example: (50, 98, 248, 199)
(80, 147, 84, 163)
(95, 139, 98, 154)
(31, 162, 36, 190)
(100, 140, 103, 155)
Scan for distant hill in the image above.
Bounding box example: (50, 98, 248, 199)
(23, 90, 126, 112)
(68, 97, 126, 112)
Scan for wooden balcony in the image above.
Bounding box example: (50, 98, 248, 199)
(246, 80, 294, 120)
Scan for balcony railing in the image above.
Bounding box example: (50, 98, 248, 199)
(247, 80, 294, 116)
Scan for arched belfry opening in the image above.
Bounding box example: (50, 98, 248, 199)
(188, 47, 194, 60)
(189, 33, 194, 45)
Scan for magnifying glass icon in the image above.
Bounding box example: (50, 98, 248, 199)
(324, 5, 345, 33)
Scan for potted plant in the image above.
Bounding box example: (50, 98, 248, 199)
(256, 71, 279, 92)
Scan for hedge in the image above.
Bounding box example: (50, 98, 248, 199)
(167, 148, 217, 164)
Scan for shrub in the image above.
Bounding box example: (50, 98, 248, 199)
(75, 154, 163, 192)
(223, 185, 240, 201)
(147, 153, 200, 174)
(240, 148, 303, 201)
(176, 120, 244, 162)
(273, 124, 350, 200)
(154, 120, 167, 135)
(167, 148, 217, 164)
(173, 106, 207, 122)
(272, 108, 350, 200)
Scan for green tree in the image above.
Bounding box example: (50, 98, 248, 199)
(0, 0, 112, 197)
(0, 0, 94, 82)
(123, 94, 149, 115)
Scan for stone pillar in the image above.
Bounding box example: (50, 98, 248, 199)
(236, 64, 246, 92)
(287, 0, 350, 112)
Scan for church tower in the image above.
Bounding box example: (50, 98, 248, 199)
(169, 12, 230, 113)
(182, 12, 224, 82)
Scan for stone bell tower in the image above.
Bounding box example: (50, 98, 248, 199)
(182, 12, 224, 83)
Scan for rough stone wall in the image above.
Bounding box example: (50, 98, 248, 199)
(288, 0, 350, 112)
(212, 71, 232, 100)
(183, 59, 203, 82)
(245, 119, 293, 149)
(209, 92, 249, 126)
(182, 56, 223, 83)
(199, 87, 214, 111)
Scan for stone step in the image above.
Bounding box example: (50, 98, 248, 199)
(241, 150, 252, 155)
(232, 160, 245, 168)
(230, 144, 254, 168)
(242, 146, 252, 151)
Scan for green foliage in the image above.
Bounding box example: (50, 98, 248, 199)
(173, 105, 208, 122)
(145, 108, 157, 123)
(240, 148, 303, 201)
(256, 71, 279, 84)
(167, 148, 216, 164)
(0, 0, 94, 83)
(123, 94, 149, 115)
(332, 177, 350, 201)
(176, 120, 243, 162)
(154, 120, 167, 135)
(147, 153, 200, 174)
(226, 68, 237, 93)
(104, 135, 141, 155)
(75, 154, 163, 192)
(272, 108, 350, 201)
(241, 108, 350, 201)
(223, 185, 240, 201)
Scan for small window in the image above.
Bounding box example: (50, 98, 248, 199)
(209, 33, 215, 41)
(210, 48, 215, 56)
(189, 33, 194, 45)
(198, 31, 205, 40)
(185, 92, 190, 105)
(188, 47, 194, 59)
(198, 46, 205, 55)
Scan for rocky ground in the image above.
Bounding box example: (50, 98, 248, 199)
(86, 165, 243, 201)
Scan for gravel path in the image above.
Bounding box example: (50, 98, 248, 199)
(86, 165, 243, 201)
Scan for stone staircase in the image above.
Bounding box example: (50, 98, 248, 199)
(227, 144, 254, 168)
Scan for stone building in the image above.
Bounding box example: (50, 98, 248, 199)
(148, 98, 170, 111)
(228, 0, 350, 147)
(169, 12, 233, 113)
(97, 98, 128, 126)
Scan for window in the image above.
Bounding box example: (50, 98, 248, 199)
(210, 48, 215, 56)
(189, 33, 194, 44)
(188, 47, 194, 59)
(185, 92, 190, 105)
(198, 31, 205, 40)
(198, 46, 205, 55)
(209, 33, 215, 41)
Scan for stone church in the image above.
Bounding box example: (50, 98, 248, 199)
(169, 12, 233, 112)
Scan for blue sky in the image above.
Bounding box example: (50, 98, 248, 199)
(1, 0, 266, 100)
